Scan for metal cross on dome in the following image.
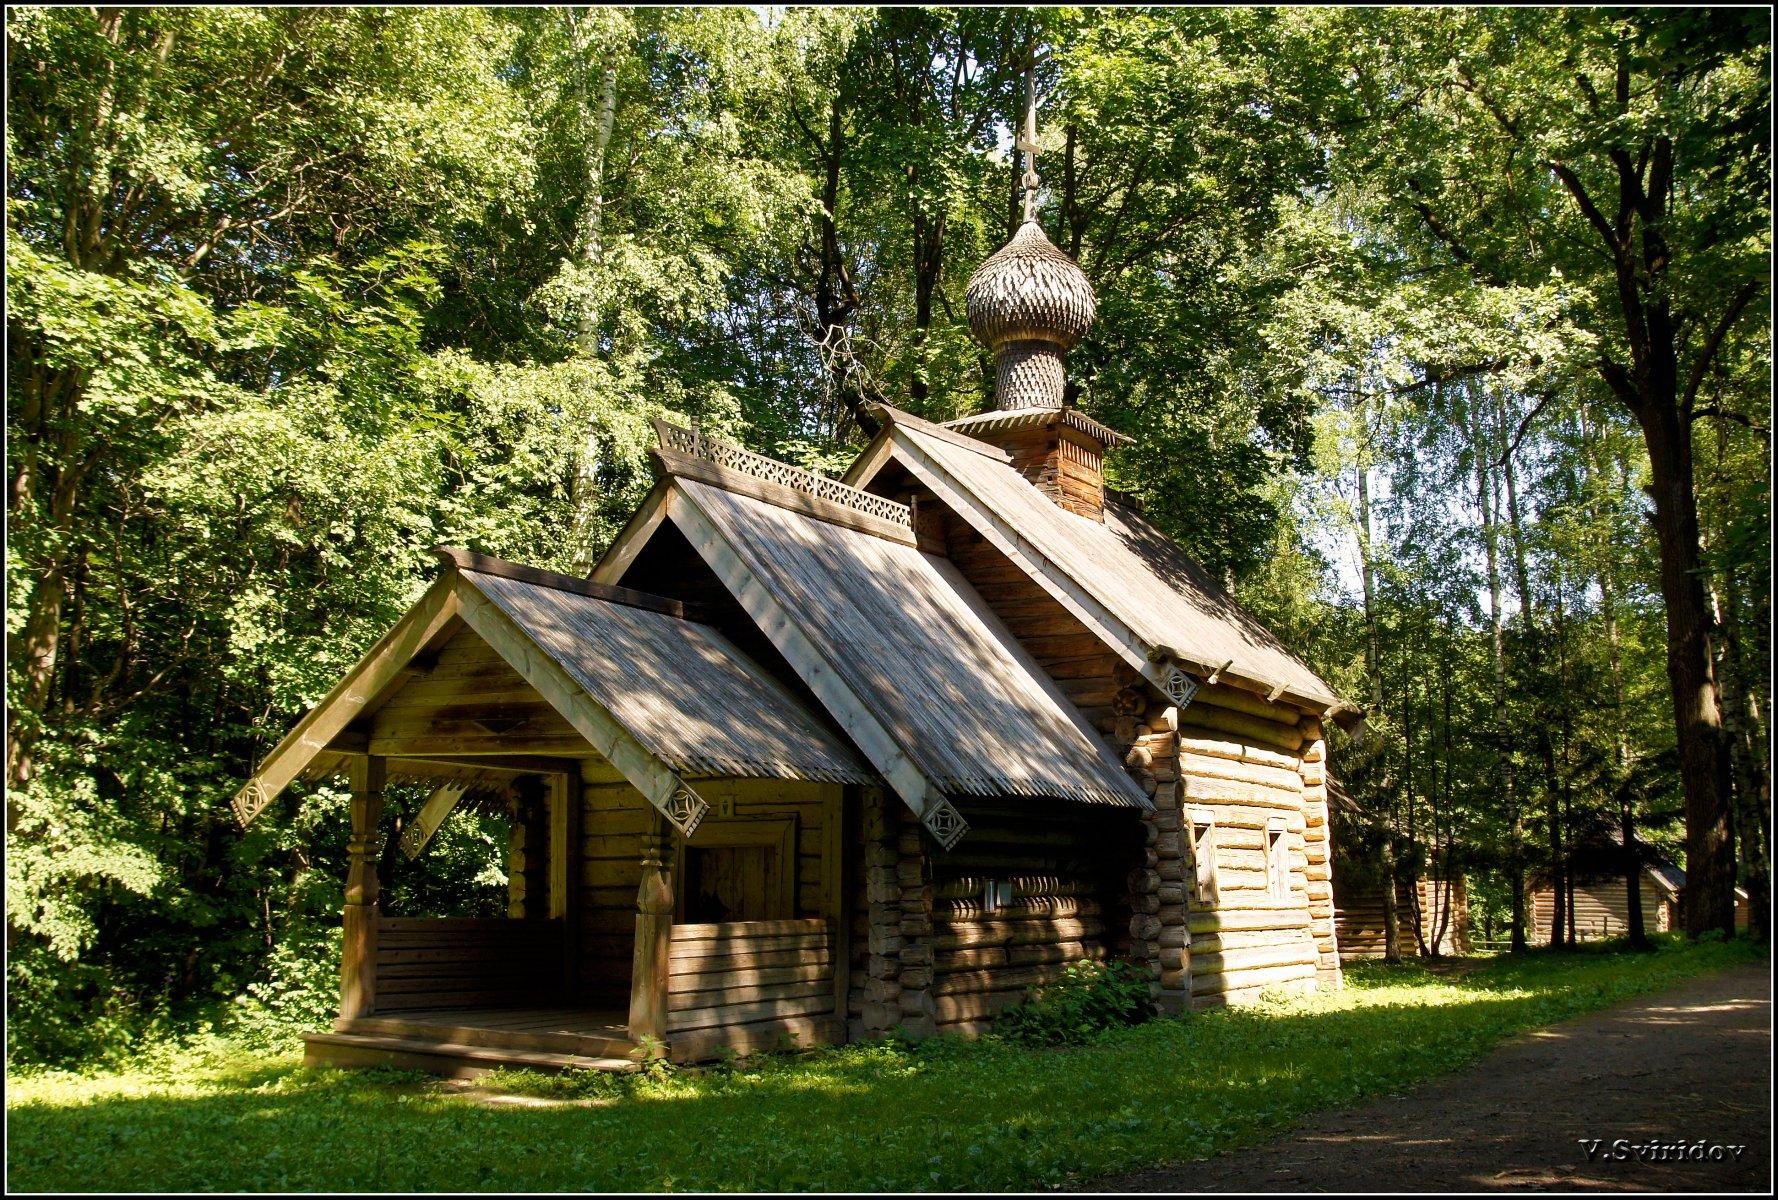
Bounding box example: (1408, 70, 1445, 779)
(1018, 66, 1042, 223)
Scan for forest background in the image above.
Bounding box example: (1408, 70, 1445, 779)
(6, 6, 1770, 1064)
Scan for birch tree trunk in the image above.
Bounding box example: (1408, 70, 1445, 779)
(566, 7, 624, 573)
(1471, 394, 1526, 950)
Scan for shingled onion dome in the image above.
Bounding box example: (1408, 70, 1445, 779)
(965, 218, 1097, 409)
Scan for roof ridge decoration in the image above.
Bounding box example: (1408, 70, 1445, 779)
(653, 418, 912, 529)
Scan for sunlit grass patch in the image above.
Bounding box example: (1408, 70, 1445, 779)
(7, 936, 1762, 1192)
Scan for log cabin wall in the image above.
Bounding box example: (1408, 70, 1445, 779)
(580, 777, 842, 1012)
(942, 513, 1126, 729)
(925, 798, 1140, 1037)
(1299, 722, 1342, 982)
(932, 497, 1337, 1010)
(1529, 873, 1673, 944)
(1176, 688, 1326, 1004)
(993, 423, 1107, 522)
(1335, 876, 1471, 960)
(850, 791, 1138, 1039)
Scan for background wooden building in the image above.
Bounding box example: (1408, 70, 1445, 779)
(233, 206, 1355, 1075)
(1334, 875, 1471, 961)
(1530, 859, 1749, 944)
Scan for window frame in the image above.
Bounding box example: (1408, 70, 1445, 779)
(1188, 808, 1220, 905)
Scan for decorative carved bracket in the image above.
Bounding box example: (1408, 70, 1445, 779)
(663, 782, 709, 839)
(921, 797, 969, 850)
(1162, 664, 1199, 711)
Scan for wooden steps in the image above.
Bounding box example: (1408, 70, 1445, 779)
(336, 1014, 634, 1060)
(302, 1031, 639, 1078)
(304, 1007, 641, 1078)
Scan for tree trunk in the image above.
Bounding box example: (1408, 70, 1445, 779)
(1631, 398, 1737, 937)
(1471, 393, 1525, 951)
(1715, 573, 1767, 941)
(909, 208, 942, 406)
(565, 9, 623, 572)
(1356, 459, 1400, 964)
(1497, 392, 1565, 948)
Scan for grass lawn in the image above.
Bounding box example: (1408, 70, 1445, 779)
(7, 937, 1763, 1192)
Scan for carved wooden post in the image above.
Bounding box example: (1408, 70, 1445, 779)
(341, 755, 386, 1020)
(628, 813, 674, 1053)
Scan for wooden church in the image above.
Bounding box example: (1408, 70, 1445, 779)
(235, 151, 1357, 1074)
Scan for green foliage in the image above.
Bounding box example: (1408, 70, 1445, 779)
(6, 940, 1761, 1192)
(4, 5, 1769, 1065)
(995, 959, 1158, 1047)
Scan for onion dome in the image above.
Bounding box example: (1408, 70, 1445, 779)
(964, 219, 1097, 409)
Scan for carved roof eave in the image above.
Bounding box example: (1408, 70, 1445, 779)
(942, 406, 1134, 448)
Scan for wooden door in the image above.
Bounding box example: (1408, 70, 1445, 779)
(675, 817, 796, 923)
(684, 845, 776, 923)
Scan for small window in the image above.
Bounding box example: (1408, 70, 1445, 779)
(1266, 817, 1290, 900)
(1189, 810, 1220, 904)
(982, 879, 1014, 914)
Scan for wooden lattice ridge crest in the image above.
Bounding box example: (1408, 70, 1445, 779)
(654, 418, 913, 528)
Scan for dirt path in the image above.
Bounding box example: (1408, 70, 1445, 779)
(1091, 963, 1771, 1193)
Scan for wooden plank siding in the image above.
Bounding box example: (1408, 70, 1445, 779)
(578, 777, 844, 1011)
(664, 919, 841, 1061)
(372, 918, 563, 1012)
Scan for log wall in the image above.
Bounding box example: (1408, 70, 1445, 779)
(579, 776, 840, 1008)
(371, 917, 562, 1012)
(993, 424, 1107, 521)
(1528, 873, 1676, 944)
(1176, 688, 1326, 1004)
(1335, 876, 1471, 960)
(933, 501, 1338, 1013)
(924, 799, 1138, 1036)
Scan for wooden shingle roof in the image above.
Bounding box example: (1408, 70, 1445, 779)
(668, 476, 1151, 815)
(853, 407, 1350, 718)
(468, 568, 871, 785)
(231, 552, 871, 833)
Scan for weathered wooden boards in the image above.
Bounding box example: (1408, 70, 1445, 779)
(664, 919, 840, 1062)
(1175, 693, 1332, 1001)
(1336, 876, 1471, 960)
(1528, 874, 1671, 945)
(371, 918, 563, 1013)
(578, 778, 840, 1011)
(994, 421, 1107, 521)
(927, 800, 1133, 1034)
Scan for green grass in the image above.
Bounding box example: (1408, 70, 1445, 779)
(7, 936, 1763, 1192)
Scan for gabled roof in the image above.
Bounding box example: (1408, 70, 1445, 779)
(468, 567, 870, 786)
(232, 550, 869, 836)
(661, 472, 1151, 846)
(847, 405, 1351, 720)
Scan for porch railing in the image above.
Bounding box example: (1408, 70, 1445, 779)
(371, 917, 562, 1013)
(664, 918, 836, 1035)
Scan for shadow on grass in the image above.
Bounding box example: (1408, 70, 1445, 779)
(8, 940, 1764, 1193)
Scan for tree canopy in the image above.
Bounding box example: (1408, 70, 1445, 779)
(6, 5, 1769, 1062)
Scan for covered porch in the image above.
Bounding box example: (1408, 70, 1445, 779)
(231, 549, 873, 1073)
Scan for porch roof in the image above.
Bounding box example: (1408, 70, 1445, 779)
(464, 562, 872, 786)
(231, 550, 872, 831)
